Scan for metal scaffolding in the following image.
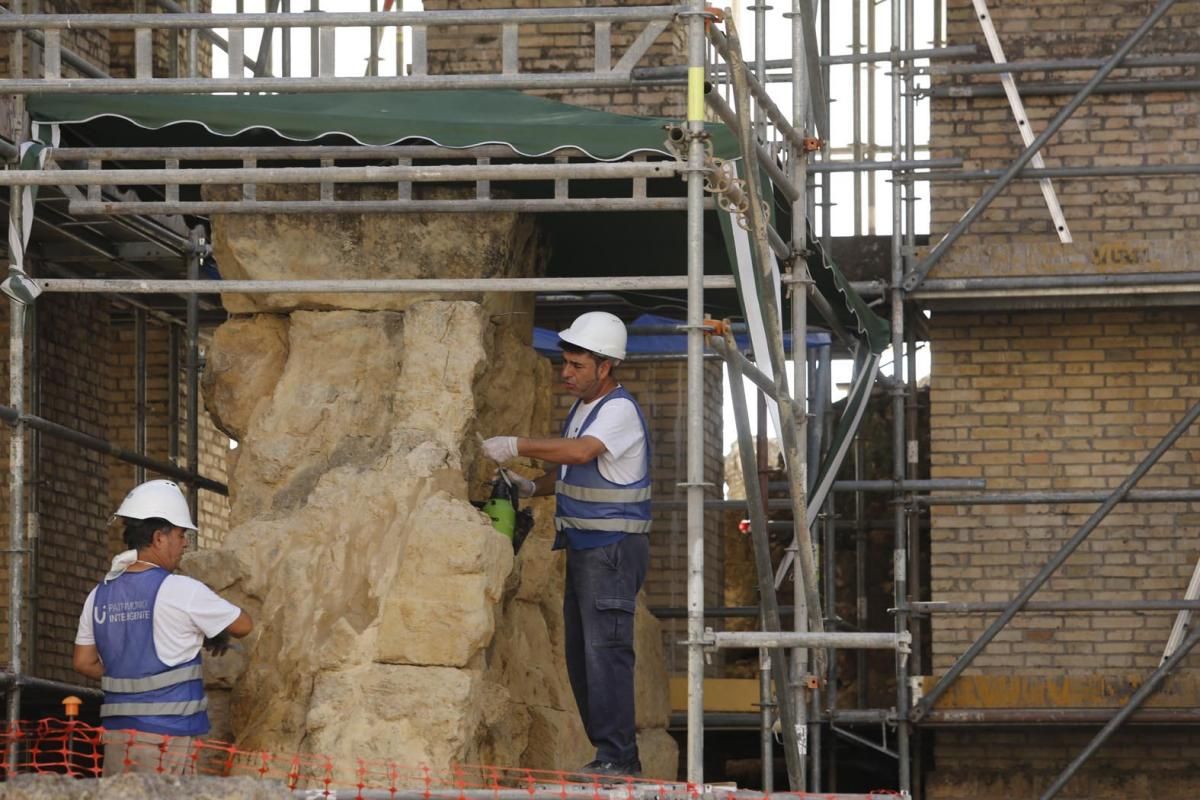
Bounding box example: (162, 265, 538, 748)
(0, 2, 1198, 798)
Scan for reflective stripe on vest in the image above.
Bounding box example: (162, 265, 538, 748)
(555, 481, 651, 504)
(554, 386, 652, 542)
(101, 663, 203, 694)
(555, 515, 652, 534)
(100, 697, 209, 718)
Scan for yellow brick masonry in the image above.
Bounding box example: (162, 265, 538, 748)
(925, 3, 1200, 796)
(926, 309, 1200, 799)
(423, 0, 685, 119)
(929, 308, 1200, 675)
(105, 324, 231, 554)
(928, 0, 1200, 270)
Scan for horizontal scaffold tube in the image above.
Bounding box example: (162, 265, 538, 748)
(0, 7, 678, 30)
(708, 631, 910, 650)
(921, 708, 1200, 726)
(66, 198, 705, 216)
(0, 405, 227, 495)
(0, 161, 679, 186)
(0, 670, 103, 699)
(918, 488, 1200, 505)
(0, 73, 647, 95)
(36, 276, 738, 294)
(929, 53, 1200, 75)
(910, 599, 1200, 613)
(50, 144, 608, 161)
(631, 44, 975, 77)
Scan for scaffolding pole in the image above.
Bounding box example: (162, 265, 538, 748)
(0, 406, 226, 495)
(34, 276, 740, 295)
(889, 0, 912, 791)
(788, 0, 812, 778)
(683, 0, 707, 784)
(720, 330, 806, 790)
(5, 2, 27, 771)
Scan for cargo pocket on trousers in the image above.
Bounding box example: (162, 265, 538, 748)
(595, 597, 636, 647)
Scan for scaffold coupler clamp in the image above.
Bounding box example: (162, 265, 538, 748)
(673, 6, 725, 28)
(187, 232, 212, 259)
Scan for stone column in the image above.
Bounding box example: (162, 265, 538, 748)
(189, 199, 677, 778)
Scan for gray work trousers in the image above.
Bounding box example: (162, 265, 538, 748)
(563, 534, 649, 764)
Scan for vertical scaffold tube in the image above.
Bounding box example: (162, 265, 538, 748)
(902, 0, 918, 788)
(684, 0, 707, 784)
(186, 227, 202, 541)
(6, 1, 27, 772)
(6, 300, 26, 776)
(790, 0, 810, 786)
(890, 0, 913, 793)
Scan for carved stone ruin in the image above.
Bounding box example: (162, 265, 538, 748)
(188, 198, 678, 778)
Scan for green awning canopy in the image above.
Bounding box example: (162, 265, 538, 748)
(29, 89, 740, 160)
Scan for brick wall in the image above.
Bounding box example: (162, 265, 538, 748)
(91, 0, 214, 80)
(0, 0, 112, 78)
(929, 308, 1200, 674)
(423, 0, 685, 119)
(928, 0, 1200, 278)
(926, 311, 1200, 800)
(0, 296, 112, 684)
(105, 322, 231, 554)
(924, 4, 1200, 795)
(0, 1, 210, 80)
(550, 356, 724, 673)
(929, 728, 1200, 799)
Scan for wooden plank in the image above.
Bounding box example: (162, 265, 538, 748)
(920, 674, 1200, 709)
(669, 677, 761, 713)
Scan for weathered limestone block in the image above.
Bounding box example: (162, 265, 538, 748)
(223, 309, 405, 526)
(198, 203, 677, 780)
(200, 314, 289, 442)
(209, 185, 544, 315)
(305, 664, 488, 768)
(377, 493, 513, 667)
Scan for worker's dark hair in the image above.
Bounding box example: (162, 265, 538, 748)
(558, 340, 612, 366)
(122, 517, 173, 551)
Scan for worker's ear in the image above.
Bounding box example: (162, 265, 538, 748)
(596, 357, 613, 380)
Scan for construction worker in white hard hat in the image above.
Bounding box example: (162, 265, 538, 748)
(73, 479, 253, 776)
(483, 311, 650, 779)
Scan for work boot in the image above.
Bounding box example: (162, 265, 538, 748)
(576, 758, 642, 780)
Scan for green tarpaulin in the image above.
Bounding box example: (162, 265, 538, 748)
(29, 89, 741, 160)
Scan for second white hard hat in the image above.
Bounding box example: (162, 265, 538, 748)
(558, 311, 627, 361)
(114, 479, 198, 531)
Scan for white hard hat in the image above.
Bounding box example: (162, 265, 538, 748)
(114, 479, 197, 531)
(558, 311, 627, 361)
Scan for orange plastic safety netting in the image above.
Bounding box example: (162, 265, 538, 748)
(1, 719, 680, 797)
(0, 719, 905, 800)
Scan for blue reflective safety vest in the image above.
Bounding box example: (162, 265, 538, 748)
(93, 568, 210, 737)
(554, 385, 652, 550)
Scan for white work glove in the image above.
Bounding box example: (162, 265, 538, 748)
(482, 435, 519, 463)
(501, 468, 537, 499)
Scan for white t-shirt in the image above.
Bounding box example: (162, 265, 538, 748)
(562, 388, 647, 485)
(75, 572, 242, 668)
